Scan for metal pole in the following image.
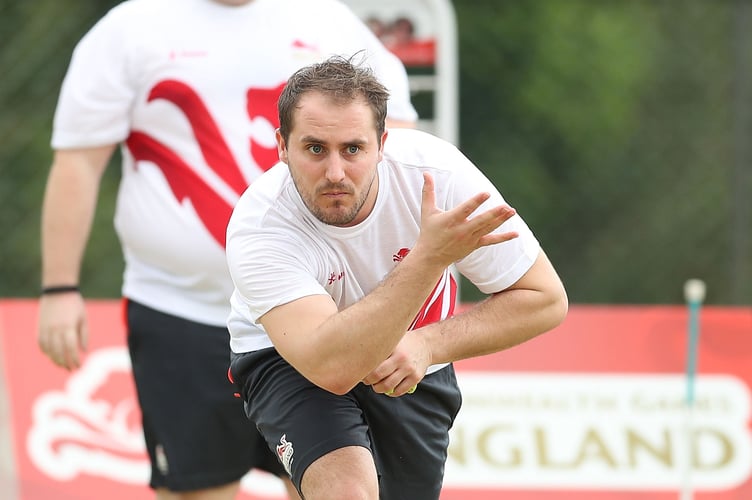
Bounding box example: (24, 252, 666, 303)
(680, 279, 706, 500)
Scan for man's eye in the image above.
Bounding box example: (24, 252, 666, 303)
(309, 145, 323, 154)
(346, 145, 360, 154)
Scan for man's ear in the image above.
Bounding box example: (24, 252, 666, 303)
(276, 129, 288, 164)
(377, 129, 388, 162)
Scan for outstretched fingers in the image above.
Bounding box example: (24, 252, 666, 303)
(449, 188, 518, 241)
(418, 171, 520, 263)
(471, 204, 519, 247)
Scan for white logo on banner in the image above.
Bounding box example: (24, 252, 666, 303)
(26, 346, 287, 497)
(27, 347, 148, 483)
(444, 372, 752, 491)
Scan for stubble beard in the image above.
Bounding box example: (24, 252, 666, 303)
(307, 184, 363, 226)
(300, 172, 376, 227)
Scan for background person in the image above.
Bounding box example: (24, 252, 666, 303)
(37, 1, 417, 499)
(226, 56, 568, 499)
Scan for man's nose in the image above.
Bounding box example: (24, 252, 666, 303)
(325, 156, 346, 183)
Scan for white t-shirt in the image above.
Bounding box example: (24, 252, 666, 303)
(227, 128, 541, 373)
(51, 0, 418, 326)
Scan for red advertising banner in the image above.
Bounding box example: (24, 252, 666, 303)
(1, 300, 751, 499)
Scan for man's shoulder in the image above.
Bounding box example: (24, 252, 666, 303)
(237, 163, 286, 207)
(384, 128, 462, 167)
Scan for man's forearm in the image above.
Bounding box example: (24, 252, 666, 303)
(420, 252, 568, 365)
(41, 152, 108, 286)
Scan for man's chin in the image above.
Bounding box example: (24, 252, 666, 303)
(317, 209, 356, 227)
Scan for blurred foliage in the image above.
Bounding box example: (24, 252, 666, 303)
(1, 0, 124, 298)
(0, 0, 750, 305)
(453, 0, 749, 305)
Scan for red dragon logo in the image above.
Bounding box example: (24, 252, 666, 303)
(125, 79, 286, 247)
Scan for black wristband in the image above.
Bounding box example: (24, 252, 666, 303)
(41, 285, 80, 295)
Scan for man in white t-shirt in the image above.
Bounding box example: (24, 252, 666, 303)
(37, 1, 417, 499)
(226, 56, 568, 499)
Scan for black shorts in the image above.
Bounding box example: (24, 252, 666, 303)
(230, 347, 463, 499)
(126, 300, 285, 491)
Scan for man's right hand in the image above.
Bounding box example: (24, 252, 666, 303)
(413, 172, 519, 267)
(38, 292, 89, 370)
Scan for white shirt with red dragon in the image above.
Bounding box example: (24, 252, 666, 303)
(51, 0, 418, 326)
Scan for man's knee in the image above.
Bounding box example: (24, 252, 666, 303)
(300, 446, 378, 500)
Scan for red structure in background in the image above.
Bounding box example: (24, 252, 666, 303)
(388, 38, 436, 67)
(366, 14, 436, 66)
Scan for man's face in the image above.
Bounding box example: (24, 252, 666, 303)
(276, 91, 387, 227)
